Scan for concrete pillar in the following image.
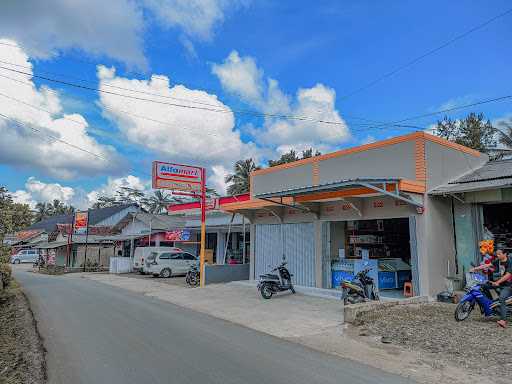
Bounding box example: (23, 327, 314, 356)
(249, 224, 256, 280)
(314, 220, 323, 288)
(216, 230, 225, 264)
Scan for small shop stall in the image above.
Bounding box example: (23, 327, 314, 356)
(331, 218, 412, 294)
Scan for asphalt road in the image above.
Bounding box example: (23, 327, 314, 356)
(15, 268, 414, 384)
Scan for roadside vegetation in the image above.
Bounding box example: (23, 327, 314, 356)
(0, 251, 46, 384)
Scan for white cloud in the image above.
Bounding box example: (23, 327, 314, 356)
(212, 50, 351, 153)
(96, 64, 261, 193)
(212, 50, 264, 104)
(0, 40, 124, 179)
(86, 175, 150, 206)
(12, 177, 75, 208)
(208, 165, 229, 195)
(0, 0, 147, 69)
(143, 0, 250, 41)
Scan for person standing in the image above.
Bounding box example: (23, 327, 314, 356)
(490, 250, 512, 328)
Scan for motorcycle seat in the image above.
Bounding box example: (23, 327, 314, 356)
(260, 274, 279, 280)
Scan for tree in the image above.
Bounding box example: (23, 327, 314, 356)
(145, 190, 175, 214)
(33, 200, 74, 221)
(0, 187, 33, 244)
(301, 148, 322, 159)
(91, 196, 118, 209)
(268, 148, 321, 167)
(225, 159, 260, 195)
(435, 113, 497, 153)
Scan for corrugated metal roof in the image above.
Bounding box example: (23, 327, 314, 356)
(431, 178, 512, 194)
(254, 178, 401, 199)
(453, 159, 512, 183)
(431, 159, 512, 195)
(28, 204, 139, 232)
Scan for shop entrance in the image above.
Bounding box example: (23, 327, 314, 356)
(483, 203, 512, 253)
(329, 218, 413, 297)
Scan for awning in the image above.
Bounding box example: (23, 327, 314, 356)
(430, 177, 512, 195)
(254, 178, 423, 207)
(37, 241, 68, 249)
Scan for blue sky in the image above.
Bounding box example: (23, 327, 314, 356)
(0, 0, 511, 208)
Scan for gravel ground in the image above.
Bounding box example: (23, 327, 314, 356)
(0, 283, 46, 384)
(357, 302, 512, 381)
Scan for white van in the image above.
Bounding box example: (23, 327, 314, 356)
(133, 247, 181, 274)
(145, 249, 198, 278)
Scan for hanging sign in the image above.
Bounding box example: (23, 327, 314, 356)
(152, 161, 202, 192)
(73, 211, 89, 234)
(165, 230, 192, 241)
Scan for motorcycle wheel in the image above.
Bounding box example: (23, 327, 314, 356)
(341, 288, 349, 305)
(260, 283, 273, 299)
(454, 301, 474, 321)
(290, 286, 296, 294)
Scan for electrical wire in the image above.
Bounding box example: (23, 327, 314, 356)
(338, 7, 512, 101)
(0, 64, 351, 126)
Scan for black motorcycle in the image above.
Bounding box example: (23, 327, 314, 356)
(257, 261, 295, 299)
(186, 264, 200, 287)
(341, 267, 379, 305)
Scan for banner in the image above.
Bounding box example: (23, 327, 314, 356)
(73, 211, 89, 234)
(152, 161, 202, 192)
(165, 230, 192, 241)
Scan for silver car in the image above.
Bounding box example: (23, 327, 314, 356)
(11, 249, 39, 264)
(145, 250, 198, 278)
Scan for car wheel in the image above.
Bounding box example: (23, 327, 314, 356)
(160, 268, 172, 278)
(15, 259, 21, 264)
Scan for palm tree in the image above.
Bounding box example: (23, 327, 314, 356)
(145, 190, 175, 214)
(34, 202, 51, 221)
(225, 159, 260, 196)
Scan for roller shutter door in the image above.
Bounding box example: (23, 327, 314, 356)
(255, 223, 315, 287)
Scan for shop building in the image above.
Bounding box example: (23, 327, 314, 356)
(222, 132, 487, 297)
(431, 158, 512, 281)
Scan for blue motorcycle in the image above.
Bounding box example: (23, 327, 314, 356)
(455, 272, 512, 321)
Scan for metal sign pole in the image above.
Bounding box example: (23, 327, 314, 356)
(200, 167, 206, 287)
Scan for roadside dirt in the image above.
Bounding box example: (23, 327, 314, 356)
(353, 302, 511, 384)
(0, 282, 46, 384)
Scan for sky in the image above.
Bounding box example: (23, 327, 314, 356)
(0, 0, 511, 209)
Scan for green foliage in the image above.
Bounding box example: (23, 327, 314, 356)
(0, 262, 12, 289)
(0, 246, 11, 264)
(268, 148, 321, 167)
(0, 187, 34, 240)
(435, 113, 497, 153)
(34, 200, 75, 221)
(225, 159, 260, 195)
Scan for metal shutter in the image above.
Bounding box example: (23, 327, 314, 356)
(255, 223, 316, 287)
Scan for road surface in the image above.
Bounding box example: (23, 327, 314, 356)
(15, 268, 414, 384)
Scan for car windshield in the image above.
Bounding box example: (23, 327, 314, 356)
(147, 252, 157, 261)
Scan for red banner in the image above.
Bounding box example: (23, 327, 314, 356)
(73, 211, 89, 234)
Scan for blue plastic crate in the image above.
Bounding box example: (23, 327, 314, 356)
(378, 271, 397, 289)
(332, 270, 354, 288)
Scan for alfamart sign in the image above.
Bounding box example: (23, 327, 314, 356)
(152, 161, 202, 193)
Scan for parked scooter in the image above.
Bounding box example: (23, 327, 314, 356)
(257, 261, 295, 299)
(454, 272, 512, 321)
(341, 267, 379, 305)
(186, 264, 200, 287)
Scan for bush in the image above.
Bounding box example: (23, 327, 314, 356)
(0, 245, 12, 264)
(0, 263, 12, 289)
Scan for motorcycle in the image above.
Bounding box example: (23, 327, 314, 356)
(341, 267, 379, 305)
(257, 261, 295, 299)
(454, 272, 512, 321)
(186, 264, 200, 287)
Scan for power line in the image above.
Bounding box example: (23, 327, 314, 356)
(338, 7, 512, 101)
(362, 94, 512, 132)
(0, 64, 352, 126)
